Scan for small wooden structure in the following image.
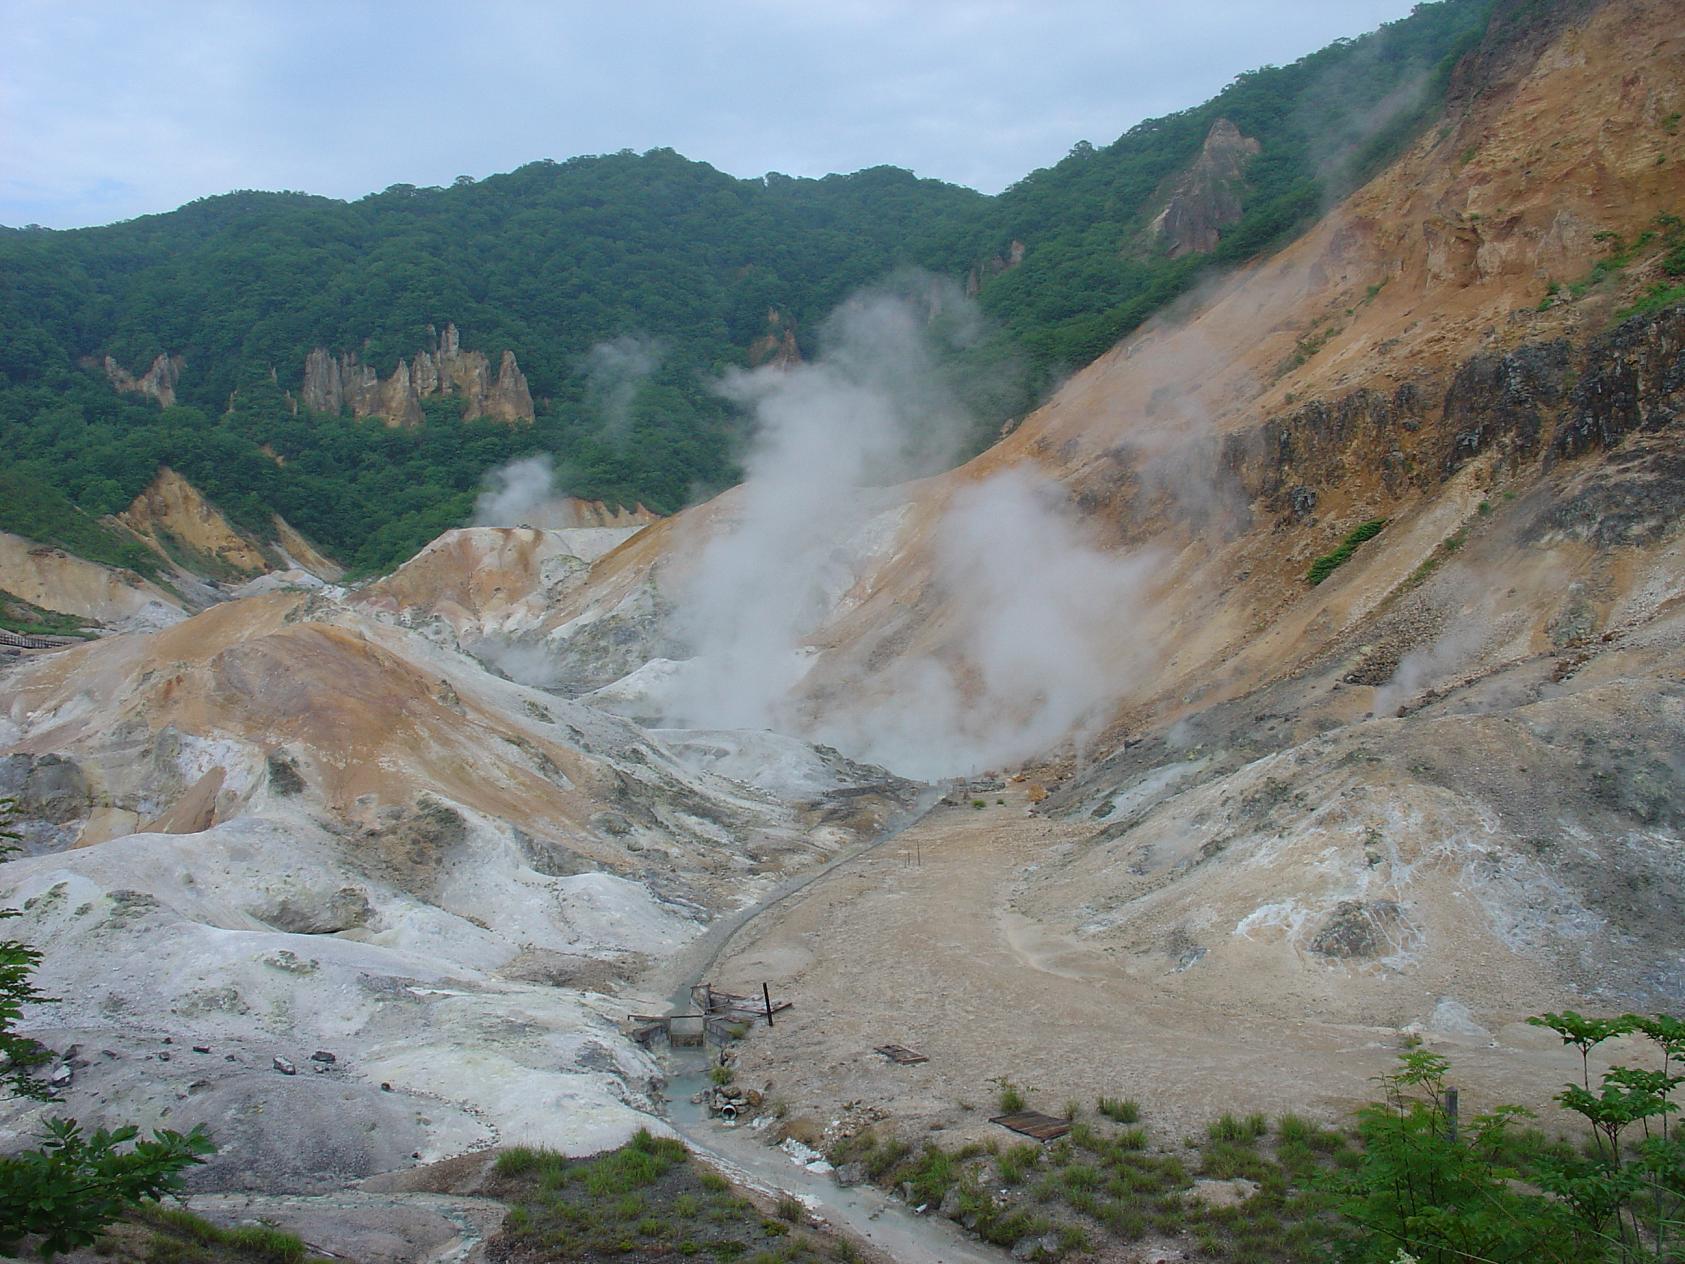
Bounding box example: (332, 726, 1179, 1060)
(693, 983, 791, 1025)
(626, 982, 789, 1048)
(626, 1012, 706, 1047)
(0, 628, 81, 654)
(990, 1110, 1073, 1141)
(874, 1044, 929, 1065)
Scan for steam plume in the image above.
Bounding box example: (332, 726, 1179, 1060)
(473, 454, 560, 527)
(665, 281, 977, 731)
(659, 277, 1159, 779)
(585, 334, 663, 439)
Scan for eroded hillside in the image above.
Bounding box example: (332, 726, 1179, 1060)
(503, 0, 1685, 1113)
(1, 0, 1682, 1255)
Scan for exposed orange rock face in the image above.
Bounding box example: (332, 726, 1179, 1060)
(550, 498, 660, 529)
(0, 531, 184, 627)
(118, 467, 273, 577)
(575, 0, 1685, 752)
(271, 514, 344, 581)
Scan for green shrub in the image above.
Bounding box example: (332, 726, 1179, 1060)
(997, 1143, 1041, 1186)
(1275, 1114, 1315, 1145)
(996, 1079, 1027, 1113)
(1307, 518, 1386, 586)
(1113, 1127, 1148, 1152)
(1616, 281, 1685, 320)
(863, 1138, 911, 1182)
(1208, 1113, 1268, 1143)
(0, 1119, 215, 1258)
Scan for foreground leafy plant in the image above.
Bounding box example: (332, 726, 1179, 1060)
(1340, 1049, 1576, 1262)
(1529, 1010, 1684, 1261)
(1342, 1013, 1684, 1263)
(0, 798, 53, 1098)
(0, 799, 215, 1259)
(0, 1120, 215, 1259)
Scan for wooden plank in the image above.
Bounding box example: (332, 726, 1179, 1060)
(990, 1110, 1072, 1141)
(874, 1044, 929, 1065)
(713, 1001, 792, 1020)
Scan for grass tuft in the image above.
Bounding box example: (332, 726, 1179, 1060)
(1097, 1096, 1140, 1124)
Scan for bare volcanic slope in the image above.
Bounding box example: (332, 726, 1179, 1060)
(0, 530, 909, 1193)
(557, 0, 1685, 1128)
(1, 0, 1682, 1221)
(0, 466, 348, 642)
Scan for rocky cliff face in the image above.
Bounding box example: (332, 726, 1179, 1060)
(1148, 118, 1261, 257)
(118, 468, 273, 578)
(746, 308, 803, 369)
(964, 238, 1025, 296)
(299, 323, 534, 425)
(99, 352, 183, 407)
(0, 532, 185, 631)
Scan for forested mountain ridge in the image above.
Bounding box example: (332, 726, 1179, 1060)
(0, 0, 1491, 576)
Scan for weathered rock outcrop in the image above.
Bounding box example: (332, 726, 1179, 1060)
(118, 467, 273, 577)
(964, 239, 1026, 296)
(488, 348, 536, 421)
(100, 353, 183, 407)
(299, 323, 534, 425)
(747, 310, 803, 369)
(0, 532, 185, 629)
(1149, 118, 1261, 257)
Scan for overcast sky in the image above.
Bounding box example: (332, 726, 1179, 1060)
(1, 1, 1424, 230)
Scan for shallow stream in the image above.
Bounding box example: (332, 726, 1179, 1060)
(663, 1053, 1003, 1264)
(653, 784, 1005, 1262)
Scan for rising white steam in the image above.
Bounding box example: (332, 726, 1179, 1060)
(664, 282, 977, 731)
(813, 467, 1158, 778)
(585, 334, 663, 438)
(659, 279, 1158, 779)
(473, 454, 560, 527)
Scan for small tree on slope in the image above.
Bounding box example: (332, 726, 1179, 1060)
(0, 797, 214, 1259)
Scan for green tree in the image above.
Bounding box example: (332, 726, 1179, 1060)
(0, 799, 215, 1259)
(1341, 1049, 1572, 1263)
(1342, 1015, 1685, 1263)
(0, 798, 51, 1098)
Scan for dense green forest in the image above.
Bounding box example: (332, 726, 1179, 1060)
(0, 0, 1491, 575)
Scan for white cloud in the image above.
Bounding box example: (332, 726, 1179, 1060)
(1, 0, 1425, 228)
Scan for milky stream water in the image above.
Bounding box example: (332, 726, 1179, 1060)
(654, 783, 1007, 1262)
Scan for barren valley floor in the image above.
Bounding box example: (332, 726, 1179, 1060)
(708, 785, 1603, 1150)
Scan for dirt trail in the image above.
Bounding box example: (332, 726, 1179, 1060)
(709, 787, 1585, 1146)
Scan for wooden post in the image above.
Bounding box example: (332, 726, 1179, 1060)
(763, 982, 775, 1028)
(1446, 1087, 1459, 1143)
